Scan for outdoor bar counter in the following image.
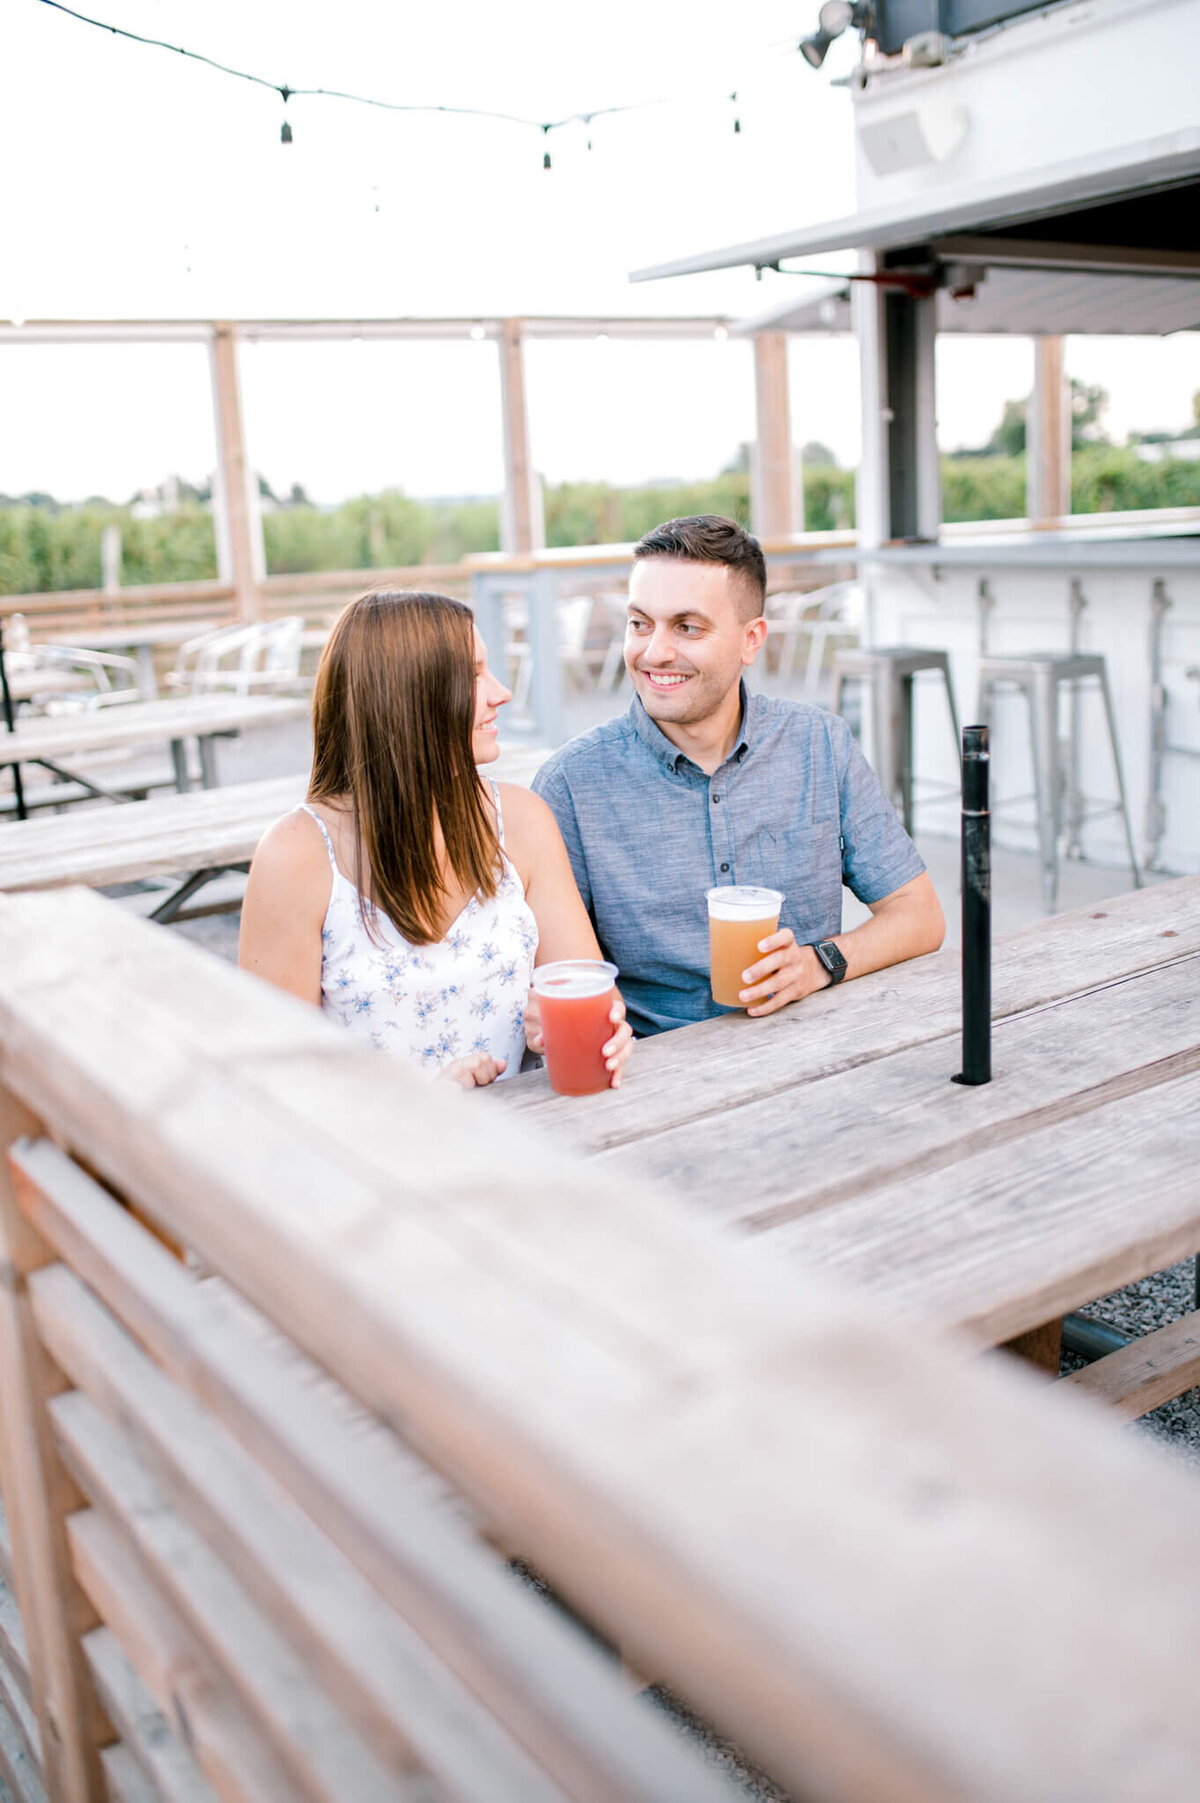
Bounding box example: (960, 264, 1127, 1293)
(815, 517, 1200, 878)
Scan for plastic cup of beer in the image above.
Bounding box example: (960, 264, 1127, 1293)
(707, 886, 783, 1008)
(531, 959, 619, 1097)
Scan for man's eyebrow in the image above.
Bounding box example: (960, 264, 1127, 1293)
(627, 607, 716, 627)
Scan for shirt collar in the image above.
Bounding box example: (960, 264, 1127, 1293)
(629, 680, 755, 773)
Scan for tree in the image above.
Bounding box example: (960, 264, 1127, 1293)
(800, 441, 838, 467)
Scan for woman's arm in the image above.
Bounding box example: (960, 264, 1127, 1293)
(500, 785, 633, 1083)
(501, 784, 602, 962)
(237, 809, 331, 1005)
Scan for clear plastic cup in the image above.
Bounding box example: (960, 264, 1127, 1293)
(530, 959, 619, 1096)
(707, 886, 783, 1008)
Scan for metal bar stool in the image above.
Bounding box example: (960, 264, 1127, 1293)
(976, 651, 1141, 915)
(831, 646, 961, 836)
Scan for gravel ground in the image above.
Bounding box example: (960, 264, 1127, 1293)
(1064, 1261, 1200, 1469)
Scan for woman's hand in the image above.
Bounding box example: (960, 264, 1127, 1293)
(440, 1053, 507, 1089)
(602, 992, 633, 1089)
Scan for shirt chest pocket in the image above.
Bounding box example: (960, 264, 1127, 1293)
(745, 818, 844, 943)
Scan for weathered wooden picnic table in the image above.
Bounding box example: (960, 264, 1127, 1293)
(498, 873, 1200, 1409)
(0, 693, 309, 814)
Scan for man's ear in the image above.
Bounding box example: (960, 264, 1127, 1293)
(741, 616, 769, 665)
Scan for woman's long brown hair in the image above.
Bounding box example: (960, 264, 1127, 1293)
(308, 589, 500, 945)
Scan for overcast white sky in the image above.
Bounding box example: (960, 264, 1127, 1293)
(2, 0, 1199, 503)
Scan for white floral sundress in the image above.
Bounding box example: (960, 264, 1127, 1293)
(300, 785, 537, 1078)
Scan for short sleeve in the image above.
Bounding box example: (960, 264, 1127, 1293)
(835, 723, 926, 905)
(531, 758, 593, 915)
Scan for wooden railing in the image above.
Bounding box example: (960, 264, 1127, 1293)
(3, 888, 1200, 1802)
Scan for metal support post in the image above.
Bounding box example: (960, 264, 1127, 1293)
(1065, 579, 1087, 859)
(1145, 578, 1171, 871)
(954, 724, 991, 1087)
(0, 616, 26, 820)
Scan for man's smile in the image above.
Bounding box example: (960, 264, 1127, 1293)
(639, 670, 692, 691)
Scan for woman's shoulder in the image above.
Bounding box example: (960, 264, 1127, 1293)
(494, 782, 559, 844)
(252, 804, 336, 884)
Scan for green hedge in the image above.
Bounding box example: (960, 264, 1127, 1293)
(5, 448, 1200, 593)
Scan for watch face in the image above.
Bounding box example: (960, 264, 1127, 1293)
(817, 941, 847, 977)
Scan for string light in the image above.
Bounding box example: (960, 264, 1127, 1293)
(37, 0, 786, 162)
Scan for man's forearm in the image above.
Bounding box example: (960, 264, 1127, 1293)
(831, 874, 945, 985)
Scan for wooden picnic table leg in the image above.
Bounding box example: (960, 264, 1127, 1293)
(1001, 1317, 1063, 1375)
(197, 734, 220, 790)
(168, 738, 192, 794)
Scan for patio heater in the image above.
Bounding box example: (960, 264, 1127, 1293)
(954, 723, 990, 1085)
(0, 616, 25, 821)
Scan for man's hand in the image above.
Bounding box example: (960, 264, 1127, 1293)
(738, 929, 829, 1017)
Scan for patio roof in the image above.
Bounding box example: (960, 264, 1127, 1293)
(629, 126, 1200, 283)
(734, 264, 1200, 336)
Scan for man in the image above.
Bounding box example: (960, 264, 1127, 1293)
(532, 515, 945, 1039)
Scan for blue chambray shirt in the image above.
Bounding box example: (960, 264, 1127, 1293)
(532, 684, 926, 1038)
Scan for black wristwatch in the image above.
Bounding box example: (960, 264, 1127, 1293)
(811, 940, 848, 987)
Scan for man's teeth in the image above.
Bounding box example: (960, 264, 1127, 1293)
(647, 673, 689, 686)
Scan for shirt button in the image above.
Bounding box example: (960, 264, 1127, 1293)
(720, 862, 730, 873)
(712, 793, 721, 804)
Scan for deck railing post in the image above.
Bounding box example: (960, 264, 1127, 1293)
(955, 723, 991, 1086)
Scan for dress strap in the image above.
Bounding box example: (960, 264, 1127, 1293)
(298, 803, 339, 875)
(489, 779, 506, 849)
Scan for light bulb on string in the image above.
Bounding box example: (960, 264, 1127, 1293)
(279, 83, 293, 145)
(541, 123, 552, 170)
(730, 92, 741, 134)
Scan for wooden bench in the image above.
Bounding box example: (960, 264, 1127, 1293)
(2, 888, 1200, 1801)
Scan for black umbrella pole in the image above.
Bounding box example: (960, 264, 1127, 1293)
(0, 615, 26, 821)
(955, 724, 991, 1086)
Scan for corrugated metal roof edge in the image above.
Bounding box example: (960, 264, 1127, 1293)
(629, 128, 1200, 283)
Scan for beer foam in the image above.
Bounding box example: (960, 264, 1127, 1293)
(706, 885, 783, 921)
(535, 973, 614, 999)
(531, 958, 618, 1000)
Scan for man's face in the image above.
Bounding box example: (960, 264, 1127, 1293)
(625, 557, 762, 729)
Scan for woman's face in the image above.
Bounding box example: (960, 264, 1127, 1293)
(470, 627, 511, 764)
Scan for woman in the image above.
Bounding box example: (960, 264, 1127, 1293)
(239, 588, 632, 1089)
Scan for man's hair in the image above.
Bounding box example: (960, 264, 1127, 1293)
(633, 515, 767, 620)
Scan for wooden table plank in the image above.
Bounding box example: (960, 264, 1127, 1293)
(770, 1064, 1200, 1344)
(7, 890, 1200, 1800)
(498, 875, 1200, 1148)
(592, 952, 1200, 1233)
(0, 748, 548, 893)
(0, 696, 308, 766)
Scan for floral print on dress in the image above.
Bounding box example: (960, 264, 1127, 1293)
(300, 790, 536, 1081)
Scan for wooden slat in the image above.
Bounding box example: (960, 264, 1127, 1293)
(1062, 1309, 1200, 1420)
(84, 1628, 219, 1803)
(36, 1277, 566, 1803)
(0, 697, 307, 769)
(498, 875, 1200, 1147)
(0, 1629, 41, 1790)
(0, 1572, 32, 1708)
(0, 1085, 109, 1803)
(9, 1142, 730, 1803)
(101, 1743, 169, 1803)
(68, 1511, 299, 1803)
(0, 747, 547, 894)
(0, 1691, 47, 1803)
(6, 891, 1200, 1800)
(771, 1065, 1200, 1344)
(593, 952, 1200, 1234)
